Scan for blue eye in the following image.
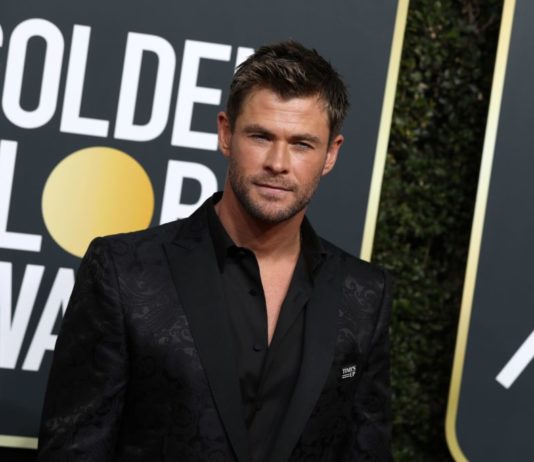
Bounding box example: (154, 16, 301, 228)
(250, 133, 271, 144)
(295, 142, 312, 150)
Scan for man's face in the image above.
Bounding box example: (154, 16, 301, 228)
(217, 88, 343, 224)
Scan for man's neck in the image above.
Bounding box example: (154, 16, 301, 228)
(214, 190, 303, 261)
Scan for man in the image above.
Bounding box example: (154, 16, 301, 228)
(38, 40, 392, 461)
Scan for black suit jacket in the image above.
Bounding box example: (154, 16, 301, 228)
(38, 198, 393, 462)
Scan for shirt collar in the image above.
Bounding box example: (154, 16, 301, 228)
(207, 192, 234, 272)
(206, 192, 326, 275)
(300, 215, 327, 276)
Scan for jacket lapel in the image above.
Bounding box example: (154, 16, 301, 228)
(163, 206, 250, 462)
(270, 258, 340, 462)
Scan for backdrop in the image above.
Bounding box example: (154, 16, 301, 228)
(0, 0, 407, 453)
(447, 0, 534, 460)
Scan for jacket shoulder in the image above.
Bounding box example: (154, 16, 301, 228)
(320, 238, 388, 281)
(80, 219, 190, 271)
(101, 220, 182, 246)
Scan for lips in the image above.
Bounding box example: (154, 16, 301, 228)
(255, 182, 292, 192)
(252, 176, 295, 192)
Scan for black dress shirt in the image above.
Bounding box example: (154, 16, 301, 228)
(207, 195, 325, 462)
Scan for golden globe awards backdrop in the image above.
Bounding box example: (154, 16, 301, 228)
(0, 0, 408, 451)
(447, 0, 534, 460)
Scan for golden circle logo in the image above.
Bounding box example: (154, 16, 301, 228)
(42, 147, 154, 257)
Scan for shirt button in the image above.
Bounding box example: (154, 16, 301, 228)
(253, 343, 263, 352)
(249, 288, 259, 296)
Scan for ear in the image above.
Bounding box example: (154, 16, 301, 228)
(321, 134, 343, 176)
(217, 112, 232, 157)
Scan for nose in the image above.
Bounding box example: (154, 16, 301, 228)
(264, 142, 290, 174)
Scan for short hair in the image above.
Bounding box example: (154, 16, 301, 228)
(226, 40, 349, 142)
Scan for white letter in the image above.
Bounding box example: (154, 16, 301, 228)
(496, 330, 534, 389)
(235, 46, 254, 70)
(0, 262, 44, 369)
(114, 32, 176, 142)
(160, 160, 217, 223)
(171, 40, 231, 150)
(23, 268, 74, 371)
(0, 140, 42, 252)
(0, 24, 3, 47)
(60, 25, 109, 137)
(2, 19, 64, 128)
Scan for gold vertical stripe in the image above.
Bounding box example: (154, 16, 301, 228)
(0, 435, 38, 449)
(360, 0, 410, 261)
(445, 1, 517, 460)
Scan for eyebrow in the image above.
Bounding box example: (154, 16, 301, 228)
(242, 124, 322, 145)
(290, 133, 322, 145)
(242, 124, 272, 135)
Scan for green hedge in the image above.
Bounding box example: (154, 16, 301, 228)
(372, 1, 502, 460)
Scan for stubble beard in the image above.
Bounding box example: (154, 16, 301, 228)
(227, 157, 321, 224)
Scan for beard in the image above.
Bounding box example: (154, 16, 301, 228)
(227, 157, 322, 224)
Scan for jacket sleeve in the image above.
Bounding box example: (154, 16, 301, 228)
(352, 268, 393, 461)
(37, 238, 129, 461)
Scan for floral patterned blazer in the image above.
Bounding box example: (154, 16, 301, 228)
(38, 196, 392, 462)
